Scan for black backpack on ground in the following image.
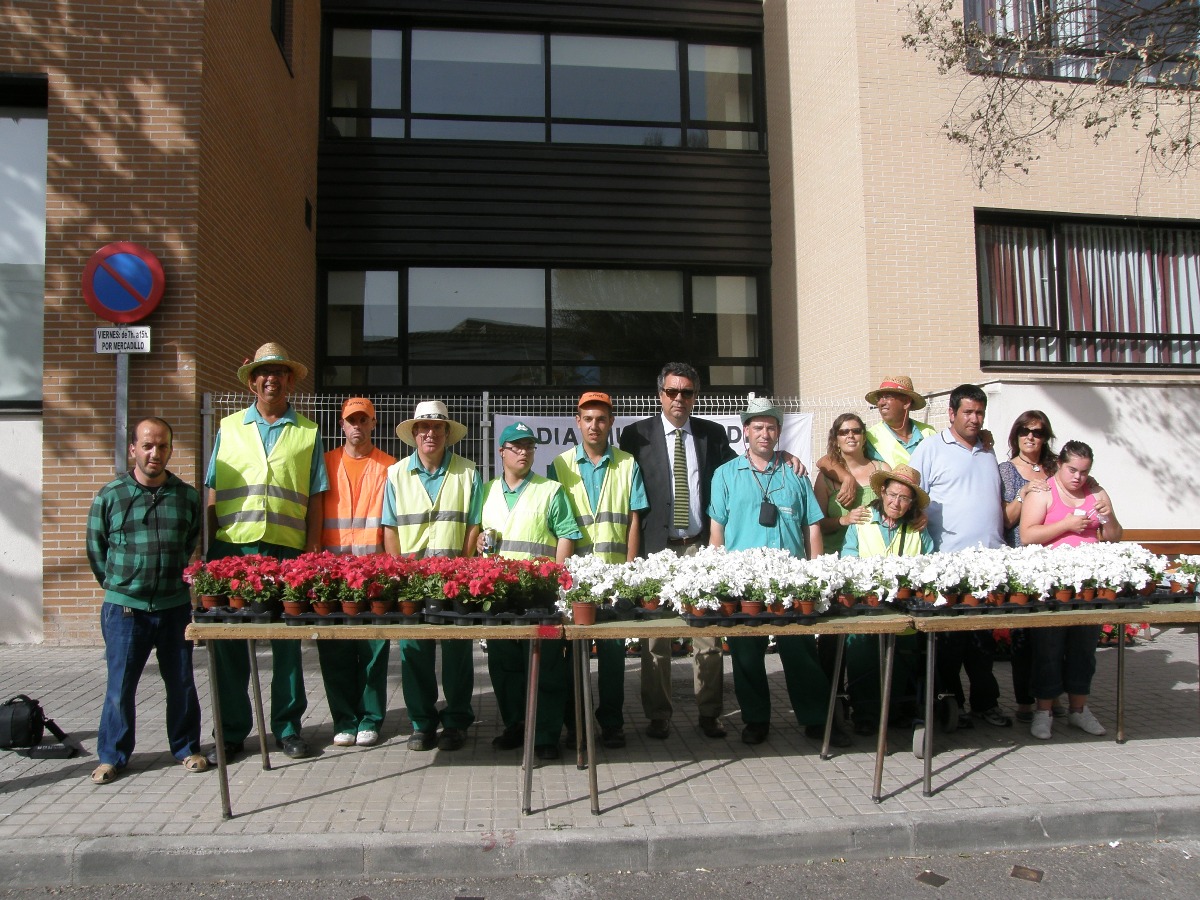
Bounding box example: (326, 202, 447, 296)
(0, 695, 80, 758)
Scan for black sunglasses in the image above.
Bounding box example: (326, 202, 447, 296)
(661, 388, 696, 400)
(1017, 427, 1046, 439)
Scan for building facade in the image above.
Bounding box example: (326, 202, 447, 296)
(2, 0, 1197, 643)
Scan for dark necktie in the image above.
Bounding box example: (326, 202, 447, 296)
(673, 428, 689, 530)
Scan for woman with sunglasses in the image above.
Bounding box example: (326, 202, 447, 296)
(815, 413, 889, 554)
(1019, 441, 1123, 740)
(998, 411, 1056, 724)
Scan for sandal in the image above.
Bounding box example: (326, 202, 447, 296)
(90, 764, 118, 785)
(181, 753, 209, 773)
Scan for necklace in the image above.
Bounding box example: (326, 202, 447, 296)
(1017, 455, 1041, 472)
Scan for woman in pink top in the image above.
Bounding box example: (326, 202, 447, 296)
(1019, 441, 1123, 741)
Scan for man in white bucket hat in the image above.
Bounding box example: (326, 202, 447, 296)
(383, 400, 481, 752)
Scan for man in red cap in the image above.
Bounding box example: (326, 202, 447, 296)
(317, 397, 396, 748)
(553, 391, 649, 749)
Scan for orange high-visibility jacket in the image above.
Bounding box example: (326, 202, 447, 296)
(321, 446, 397, 555)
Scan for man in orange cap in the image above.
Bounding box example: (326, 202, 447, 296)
(553, 391, 649, 749)
(318, 397, 396, 748)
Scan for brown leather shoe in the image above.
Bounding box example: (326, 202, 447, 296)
(698, 716, 727, 738)
(645, 719, 670, 739)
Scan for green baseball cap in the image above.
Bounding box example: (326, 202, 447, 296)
(498, 421, 541, 446)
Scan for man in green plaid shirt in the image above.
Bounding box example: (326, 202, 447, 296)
(86, 416, 206, 785)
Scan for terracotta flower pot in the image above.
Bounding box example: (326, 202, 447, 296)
(641, 597, 661, 611)
(718, 598, 739, 616)
(312, 600, 338, 616)
(1137, 584, 1156, 596)
(836, 593, 856, 609)
(571, 601, 597, 625)
(798, 600, 816, 615)
(1098, 587, 1119, 601)
(685, 604, 707, 617)
(986, 591, 1005, 606)
(341, 599, 367, 616)
(1080, 587, 1097, 601)
(894, 587, 914, 600)
(398, 600, 421, 616)
(1008, 592, 1029, 605)
(199, 594, 224, 610)
(767, 601, 786, 615)
(740, 599, 764, 616)
(1054, 588, 1074, 602)
(226, 595, 246, 610)
(1170, 580, 1195, 594)
(941, 592, 960, 606)
(282, 600, 309, 617)
(863, 592, 880, 607)
(371, 599, 396, 615)
(960, 593, 981, 607)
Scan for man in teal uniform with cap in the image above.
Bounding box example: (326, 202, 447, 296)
(205, 342, 328, 764)
(479, 421, 580, 761)
(708, 397, 849, 747)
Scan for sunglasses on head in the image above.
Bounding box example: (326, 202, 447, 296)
(661, 388, 696, 400)
(1017, 426, 1046, 438)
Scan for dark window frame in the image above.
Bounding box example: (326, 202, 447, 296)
(976, 208, 1200, 371)
(316, 263, 770, 393)
(322, 24, 762, 152)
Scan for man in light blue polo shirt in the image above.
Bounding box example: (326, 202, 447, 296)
(708, 397, 849, 747)
(909, 383, 1010, 728)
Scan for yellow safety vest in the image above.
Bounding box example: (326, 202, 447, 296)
(552, 449, 634, 564)
(212, 411, 318, 550)
(481, 476, 561, 560)
(387, 453, 477, 558)
(855, 520, 925, 558)
(321, 446, 396, 555)
(866, 419, 936, 468)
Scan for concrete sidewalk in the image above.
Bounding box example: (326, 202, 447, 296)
(2, 626, 1199, 887)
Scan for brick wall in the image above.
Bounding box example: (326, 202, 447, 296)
(1, 1, 319, 643)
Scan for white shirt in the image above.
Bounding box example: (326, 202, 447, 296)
(661, 413, 702, 539)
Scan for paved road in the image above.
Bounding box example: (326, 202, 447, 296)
(0, 841, 1197, 899)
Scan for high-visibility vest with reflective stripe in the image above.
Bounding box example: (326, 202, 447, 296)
(481, 476, 562, 560)
(321, 446, 396, 555)
(212, 411, 319, 550)
(866, 419, 937, 468)
(552, 449, 634, 564)
(854, 520, 925, 558)
(387, 452, 477, 558)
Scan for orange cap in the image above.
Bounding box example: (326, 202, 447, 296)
(577, 391, 613, 410)
(341, 397, 376, 419)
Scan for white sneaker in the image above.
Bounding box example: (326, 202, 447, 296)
(1068, 707, 1107, 736)
(356, 730, 380, 746)
(333, 731, 356, 746)
(1030, 710, 1053, 740)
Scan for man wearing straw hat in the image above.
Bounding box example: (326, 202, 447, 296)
(318, 397, 396, 749)
(205, 342, 329, 764)
(382, 400, 482, 752)
(708, 397, 848, 747)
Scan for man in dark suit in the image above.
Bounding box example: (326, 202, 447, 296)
(618, 362, 736, 740)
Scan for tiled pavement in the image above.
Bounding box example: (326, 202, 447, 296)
(1, 627, 1198, 886)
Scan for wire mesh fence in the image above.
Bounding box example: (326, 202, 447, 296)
(202, 390, 929, 483)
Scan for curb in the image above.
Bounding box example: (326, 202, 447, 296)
(3, 795, 1198, 888)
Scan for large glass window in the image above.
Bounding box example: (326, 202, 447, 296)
(325, 27, 760, 150)
(321, 266, 764, 389)
(0, 106, 47, 405)
(978, 213, 1200, 367)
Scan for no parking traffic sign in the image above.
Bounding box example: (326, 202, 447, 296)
(81, 242, 165, 324)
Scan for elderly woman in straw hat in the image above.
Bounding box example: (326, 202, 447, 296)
(838, 465, 933, 735)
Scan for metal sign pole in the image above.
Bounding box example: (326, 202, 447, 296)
(114, 352, 129, 475)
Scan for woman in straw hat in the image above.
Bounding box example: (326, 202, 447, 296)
(839, 465, 933, 735)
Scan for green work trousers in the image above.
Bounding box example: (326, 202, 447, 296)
(487, 638, 568, 745)
(208, 539, 306, 744)
(398, 638, 475, 734)
(211, 639, 307, 743)
(845, 633, 920, 728)
(564, 639, 626, 731)
(729, 634, 829, 727)
(316, 639, 390, 734)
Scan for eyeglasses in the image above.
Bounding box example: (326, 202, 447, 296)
(881, 490, 914, 506)
(661, 387, 696, 400)
(1017, 427, 1046, 439)
(253, 366, 290, 379)
(837, 427, 864, 436)
(500, 443, 535, 455)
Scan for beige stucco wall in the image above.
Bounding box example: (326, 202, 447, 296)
(769, 0, 1200, 400)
